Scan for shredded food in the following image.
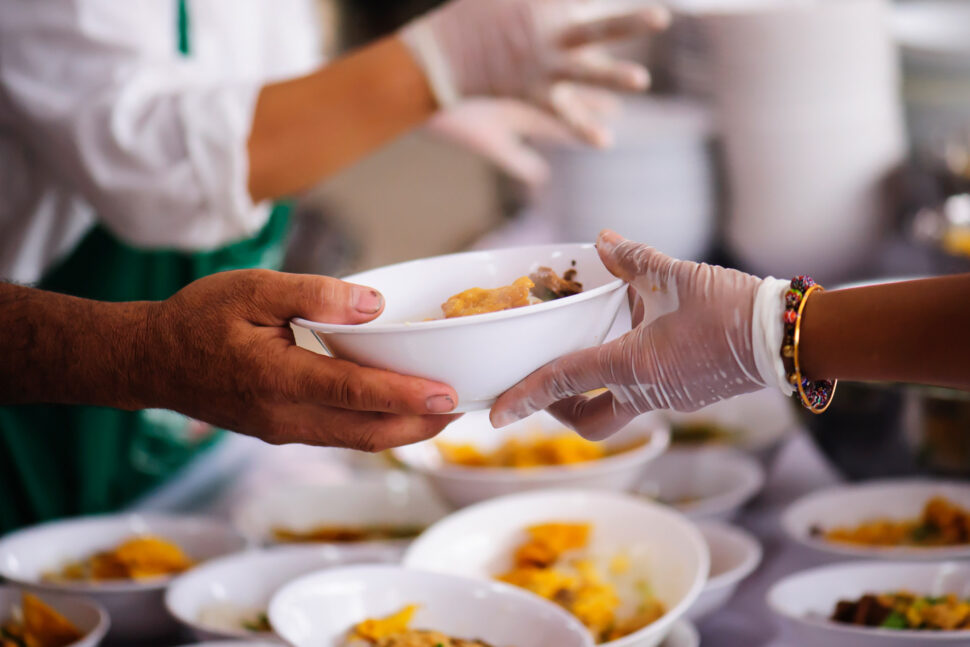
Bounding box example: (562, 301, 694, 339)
(346, 605, 498, 647)
(44, 535, 194, 582)
(437, 433, 644, 469)
(815, 496, 970, 547)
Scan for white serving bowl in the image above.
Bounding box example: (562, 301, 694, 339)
(768, 560, 970, 647)
(636, 446, 764, 521)
(782, 479, 970, 560)
(403, 489, 709, 647)
(392, 410, 670, 508)
(292, 243, 627, 412)
(268, 564, 595, 647)
(688, 521, 762, 621)
(232, 472, 449, 553)
(660, 620, 699, 647)
(175, 643, 281, 647)
(0, 585, 109, 647)
(0, 513, 247, 643)
(166, 544, 401, 643)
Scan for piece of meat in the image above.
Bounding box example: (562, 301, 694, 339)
(529, 266, 582, 301)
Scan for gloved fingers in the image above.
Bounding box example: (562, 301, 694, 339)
(568, 85, 622, 119)
(547, 391, 640, 440)
(628, 286, 645, 327)
(478, 132, 553, 187)
(546, 82, 613, 148)
(596, 229, 677, 286)
(557, 6, 672, 49)
(505, 100, 583, 145)
(552, 51, 650, 92)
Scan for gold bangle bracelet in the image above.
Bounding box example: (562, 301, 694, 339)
(792, 285, 837, 413)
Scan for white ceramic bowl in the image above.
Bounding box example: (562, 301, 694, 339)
(268, 564, 595, 647)
(636, 446, 765, 522)
(175, 643, 281, 647)
(392, 410, 670, 508)
(659, 620, 699, 647)
(688, 521, 762, 621)
(782, 479, 970, 560)
(0, 513, 247, 643)
(292, 243, 627, 412)
(403, 489, 709, 647)
(768, 560, 970, 647)
(0, 585, 109, 647)
(232, 472, 450, 553)
(166, 544, 401, 643)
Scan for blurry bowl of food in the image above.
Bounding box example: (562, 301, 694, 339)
(268, 564, 594, 647)
(0, 586, 109, 647)
(403, 489, 709, 647)
(688, 521, 762, 621)
(0, 513, 246, 643)
(635, 446, 765, 522)
(292, 243, 627, 412)
(768, 560, 970, 647)
(232, 472, 449, 556)
(166, 544, 400, 643)
(782, 480, 970, 561)
(392, 410, 669, 508)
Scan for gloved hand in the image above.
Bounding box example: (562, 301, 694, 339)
(490, 230, 792, 438)
(426, 94, 617, 187)
(401, 0, 670, 147)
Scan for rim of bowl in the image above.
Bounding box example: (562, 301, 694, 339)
(664, 619, 700, 647)
(696, 521, 763, 591)
(268, 563, 595, 647)
(654, 447, 766, 518)
(766, 560, 970, 641)
(291, 244, 626, 334)
(781, 479, 970, 560)
(393, 426, 670, 483)
(0, 584, 112, 645)
(0, 513, 247, 594)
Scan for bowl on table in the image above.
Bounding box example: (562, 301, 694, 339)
(166, 543, 400, 643)
(687, 521, 762, 621)
(768, 560, 970, 647)
(635, 446, 765, 522)
(0, 585, 110, 647)
(657, 621, 699, 647)
(0, 513, 246, 643)
(291, 243, 627, 412)
(392, 410, 670, 508)
(268, 564, 595, 647)
(782, 479, 970, 561)
(403, 489, 709, 647)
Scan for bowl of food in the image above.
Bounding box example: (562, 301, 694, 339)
(268, 564, 595, 647)
(0, 586, 109, 647)
(292, 243, 627, 412)
(402, 489, 709, 647)
(392, 410, 669, 508)
(0, 513, 246, 643)
(782, 480, 970, 560)
(635, 447, 765, 521)
(687, 522, 762, 621)
(166, 544, 401, 643)
(656, 621, 698, 647)
(232, 472, 449, 555)
(768, 560, 970, 647)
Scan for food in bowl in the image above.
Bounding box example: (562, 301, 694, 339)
(1, 593, 84, 647)
(831, 591, 970, 630)
(271, 524, 425, 544)
(441, 267, 583, 319)
(436, 433, 644, 469)
(811, 496, 970, 547)
(669, 421, 740, 446)
(346, 605, 503, 647)
(198, 602, 272, 635)
(497, 522, 665, 643)
(43, 535, 194, 582)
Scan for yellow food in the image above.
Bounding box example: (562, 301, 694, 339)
(833, 591, 970, 630)
(271, 524, 424, 544)
(346, 606, 497, 647)
(497, 522, 664, 643)
(45, 535, 194, 582)
(821, 496, 970, 547)
(441, 277, 534, 318)
(1, 593, 84, 647)
(350, 605, 418, 643)
(437, 433, 643, 469)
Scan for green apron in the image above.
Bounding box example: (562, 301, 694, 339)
(0, 1, 291, 533)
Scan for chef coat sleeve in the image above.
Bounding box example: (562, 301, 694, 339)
(0, 0, 272, 250)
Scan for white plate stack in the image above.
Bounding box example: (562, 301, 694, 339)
(671, 0, 907, 282)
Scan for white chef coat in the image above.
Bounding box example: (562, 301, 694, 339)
(0, 0, 324, 284)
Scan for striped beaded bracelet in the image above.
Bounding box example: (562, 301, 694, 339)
(781, 275, 837, 413)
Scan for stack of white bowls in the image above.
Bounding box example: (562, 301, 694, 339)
(670, 0, 907, 282)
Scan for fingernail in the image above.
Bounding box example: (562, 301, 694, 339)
(353, 286, 383, 314)
(426, 394, 456, 413)
(598, 229, 620, 252)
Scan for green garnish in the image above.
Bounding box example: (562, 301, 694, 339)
(880, 611, 909, 629)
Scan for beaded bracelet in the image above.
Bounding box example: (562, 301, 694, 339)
(781, 275, 837, 413)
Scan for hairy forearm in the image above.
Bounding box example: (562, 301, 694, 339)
(0, 284, 151, 408)
(799, 275, 970, 389)
(247, 36, 436, 202)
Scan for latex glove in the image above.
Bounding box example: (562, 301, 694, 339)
(401, 0, 670, 146)
(427, 94, 617, 187)
(491, 230, 792, 438)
